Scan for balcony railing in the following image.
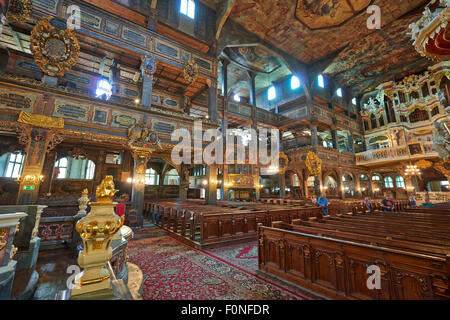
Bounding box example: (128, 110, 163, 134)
(356, 142, 438, 165)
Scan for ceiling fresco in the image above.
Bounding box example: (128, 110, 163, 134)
(295, 0, 373, 30)
(222, 44, 292, 96)
(323, 13, 432, 94)
(221, 0, 434, 95)
(224, 45, 282, 73)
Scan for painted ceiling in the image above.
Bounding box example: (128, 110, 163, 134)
(215, 0, 434, 95)
(222, 44, 292, 96)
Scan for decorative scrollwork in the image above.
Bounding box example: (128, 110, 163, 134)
(305, 151, 322, 176)
(183, 58, 199, 83)
(6, 0, 32, 23)
(30, 17, 80, 77)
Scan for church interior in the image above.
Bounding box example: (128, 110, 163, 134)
(0, 0, 449, 302)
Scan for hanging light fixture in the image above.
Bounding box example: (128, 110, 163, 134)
(404, 163, 421, 176)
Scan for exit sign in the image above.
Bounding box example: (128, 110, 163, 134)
(23, 185, 35, 190)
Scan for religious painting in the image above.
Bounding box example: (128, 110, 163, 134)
(408, 143, 423, 156)
(295, 0, 372, 30)
(112, 0, 151, 15)
(0, 0, 9, 34)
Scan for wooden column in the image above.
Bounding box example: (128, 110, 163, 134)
(17, 127, 63, 205)
(131, 149, 151, 227)
(205, 165, 217, 205)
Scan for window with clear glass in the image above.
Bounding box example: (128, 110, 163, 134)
(164, 168, 180, 185)
(352, 98, 357, 105)
(233, 94, 240, 102)
(55, 157, 68, 179)
(4, 152, 25, 178)
(55, 157, 95, 179)
(317, 75, 325, 88)
(372, 175, 381, 181)
(396, 176, 405, 188)
(336, 88, 343, 97)
(268, 86, 276, 101)
(384, 177, 394, 188)
(180, 0, 195, 19)
(145, 168, 159, 185)
(291, 75, 300, 90)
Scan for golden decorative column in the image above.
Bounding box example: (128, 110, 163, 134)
(71, 176, 124, 299)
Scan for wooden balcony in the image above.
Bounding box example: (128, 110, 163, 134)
(356, 142, 438, 166)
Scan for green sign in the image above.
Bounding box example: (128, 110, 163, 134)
(23, 185, 35, 190)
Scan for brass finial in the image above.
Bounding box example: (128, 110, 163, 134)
(95, 176, 118, 203)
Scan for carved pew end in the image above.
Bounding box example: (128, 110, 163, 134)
(271, 221, 283, 228)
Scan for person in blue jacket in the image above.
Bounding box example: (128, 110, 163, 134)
(318, 193, 329, 217)
(362, 197, 372, 212)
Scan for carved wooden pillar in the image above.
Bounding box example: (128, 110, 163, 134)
(337, 169, 345, 199)
(179, 164, 189, 201)
(131, 149, 151, 226)
(140, 55, 156, 109)
(208, 80, 218, 122)
(205, 165, 218, 205)
(14, 112, 65, 205)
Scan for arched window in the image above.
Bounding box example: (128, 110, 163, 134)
(372, 175, 381, 181)
(1, 152, 25, 178)
(145, 168, 159, 185)
(163, 168, 180, 185)
(395, 176, 405, 188)
(384, 177, 394, 188)
(54, 157, 95, 179)
(360, 174, 368, 181)
(292, 174, 300, 187)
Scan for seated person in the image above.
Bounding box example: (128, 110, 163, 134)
(421, 195, 434, 207)
(408, 194, 417, 207)
(362, 197, 371, 212)
(318, 193, 329, 217)
(380, 194, 395, 212)
(311, 196, 318, 205)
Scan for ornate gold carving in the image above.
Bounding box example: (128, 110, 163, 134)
(18, 111, 64, 129)
(0, 229, 7, 251)
(95, 176, 118, 203)
(30, 17, 80, 77)
(305, 151, 322, 176)
(9, 245, 18, 261)
(47, 132, 64, 153)
(183, 58, 199, 83)
(6, 0, 32, 23)
(278, 152, 289, 175)
(415, 159, 432, 169)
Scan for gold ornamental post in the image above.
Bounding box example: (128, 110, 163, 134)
(70, 176, 124, 299)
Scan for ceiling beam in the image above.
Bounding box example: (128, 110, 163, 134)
(215, 0, 236, 41)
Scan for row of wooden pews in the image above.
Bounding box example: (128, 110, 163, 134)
(144, 200, 322, 248)
(258, 208, 450, 300)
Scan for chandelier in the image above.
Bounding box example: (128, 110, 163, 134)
(404, 164, 421, 176)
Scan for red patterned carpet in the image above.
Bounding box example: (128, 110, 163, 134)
(128, 236, 306, 300)
(204, 241, 259, 274)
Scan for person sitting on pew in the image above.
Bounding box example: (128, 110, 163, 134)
(409, 194, 417, 207)
(362, 197, 372, 212)
(380, 194, 395, 212)
(421, 195, 434, 207)
(311, 196, 318, 205)
(318, 193, 329, 217)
